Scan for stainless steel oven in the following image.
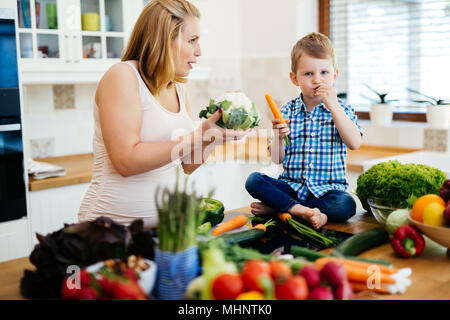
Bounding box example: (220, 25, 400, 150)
(0, 8, 27, 222)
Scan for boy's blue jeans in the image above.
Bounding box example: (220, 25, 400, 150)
(245, 172, 356, 222)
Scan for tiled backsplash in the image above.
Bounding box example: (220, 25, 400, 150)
(53, 85, 75, 110)
(423, 129, 449, 152)
(23, 84, 95, 158)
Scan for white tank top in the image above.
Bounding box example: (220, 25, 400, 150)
(78, 61, 195, 228)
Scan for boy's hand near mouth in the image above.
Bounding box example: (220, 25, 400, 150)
(314, 83, 339, 111)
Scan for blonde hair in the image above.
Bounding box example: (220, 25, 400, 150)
(122, 0, 200, 95)
(291, 32, 337, 73)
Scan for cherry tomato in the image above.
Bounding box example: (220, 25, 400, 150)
(269, 260, 292, 285)
(241, 260, 271, 292)
(275, 275, 309, 300)
(211, 273, 244, 300)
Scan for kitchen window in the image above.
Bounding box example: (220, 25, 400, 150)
(319, 0, 450, 122)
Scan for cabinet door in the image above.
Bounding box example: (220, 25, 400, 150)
(18, 0, 143, 84)
(0, 218, 30, 263)
(28, 183, 89, 246)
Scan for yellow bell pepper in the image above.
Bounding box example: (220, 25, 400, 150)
(235, 291, 264, 300)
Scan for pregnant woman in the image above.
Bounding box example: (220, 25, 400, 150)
(78, 0, 249, 228)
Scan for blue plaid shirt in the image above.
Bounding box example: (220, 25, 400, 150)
(276, 94, 362, 200)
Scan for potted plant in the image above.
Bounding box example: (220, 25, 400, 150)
(362, 84, 398, 126)
(407, 88, 450, 129)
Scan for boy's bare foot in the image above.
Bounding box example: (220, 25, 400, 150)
(250, 202, 277, 216)
(289, 204, 328, 229)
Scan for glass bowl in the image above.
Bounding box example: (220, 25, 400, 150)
(367, 197, 403, 226)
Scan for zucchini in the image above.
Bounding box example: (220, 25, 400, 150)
(291, 246, 328, 261)
(332, 228, 389, 257)
(291, 245, 392, 267)
(217, 229, 265, 246)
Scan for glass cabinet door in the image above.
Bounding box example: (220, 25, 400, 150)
(17, 0, 60, 59)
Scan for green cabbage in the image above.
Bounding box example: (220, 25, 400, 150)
(198, 92, 260, 130)
(386, 209, 410, 234)
(356, 160, 447, 212)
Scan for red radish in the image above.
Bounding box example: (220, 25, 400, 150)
(333, 281, 355, 300)
(308, 286, 334, 300)
(320, 261, 347, 287)
(298, 265, 321, 289)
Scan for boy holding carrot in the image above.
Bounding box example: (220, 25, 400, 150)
(245, 32, 363, 229)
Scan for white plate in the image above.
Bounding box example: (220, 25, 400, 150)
(86, 258, 157, 295)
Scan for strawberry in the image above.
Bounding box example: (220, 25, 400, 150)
(61, 280, 81, 300)
(77, 287, 98, 300)
(123, 269, 139, 283)
(80, 269, 92, 287)
(112, 281, 146, 300)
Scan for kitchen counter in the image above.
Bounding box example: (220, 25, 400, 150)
(1, 206, 448, 300)
(29, 153, 94, 191)
(28, 141, 421, 192)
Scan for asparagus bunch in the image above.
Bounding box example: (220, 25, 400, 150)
(155, 171, 209, 252)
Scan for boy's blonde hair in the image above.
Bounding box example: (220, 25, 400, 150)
(291, 32, 337, 73)
(122, 0, 200, 95)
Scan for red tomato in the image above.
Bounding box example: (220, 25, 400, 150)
(275, 275, 309, 300)
(211, 273, 244, 300)
(241, 260, 271, 292)
(269, 260, 293, 285)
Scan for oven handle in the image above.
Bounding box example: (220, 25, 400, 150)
(0, 124, 21, 132)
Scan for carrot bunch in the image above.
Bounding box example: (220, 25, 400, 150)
(277, 213, 336, 247)
(314, 257, 412, 294)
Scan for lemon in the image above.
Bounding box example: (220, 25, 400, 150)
(422, 202, 446, 226)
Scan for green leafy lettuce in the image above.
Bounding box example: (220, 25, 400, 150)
(356, 160, 447, 211)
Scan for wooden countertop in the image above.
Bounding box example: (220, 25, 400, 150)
(28, 140, 421, 192)
(1, 206, 448, 300)
(29, 153, 94, 191)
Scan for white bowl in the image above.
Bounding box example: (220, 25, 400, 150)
(86, 258, 157, 295)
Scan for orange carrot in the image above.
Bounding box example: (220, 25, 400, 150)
(315, 257, 397, 275)
(252, 218, 276, 232)
(349, 281, 390, 294)
(253, 224, 267, 232)
(212, 215, 248, 237)
(277, 213, 292, 223)
(265, 94, 287, 124)
(265, 93, 291, 145)
(315, 257, 396, 284)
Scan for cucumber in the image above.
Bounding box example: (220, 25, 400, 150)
(332, 228, 389, 257)
(217, 229, 265, 246)
(291, 246, 328, 261)
(291, 245, 392, 267)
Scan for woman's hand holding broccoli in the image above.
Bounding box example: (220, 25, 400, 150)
(199, 108, 252, 145)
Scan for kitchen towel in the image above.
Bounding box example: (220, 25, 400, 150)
(27, 158, 66, 179)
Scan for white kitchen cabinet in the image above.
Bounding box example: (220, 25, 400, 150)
(17, 0, 142, 84)
(0, 218, 31, 263)
(187, 161, 275, 211)
(28, 183, 89, 246)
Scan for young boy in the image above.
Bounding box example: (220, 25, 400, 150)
(245, 32, 363, 229)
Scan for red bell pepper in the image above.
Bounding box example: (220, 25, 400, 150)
(391, 225, 425, 258)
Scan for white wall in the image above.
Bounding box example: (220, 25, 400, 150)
(20, 0, 320, 158)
